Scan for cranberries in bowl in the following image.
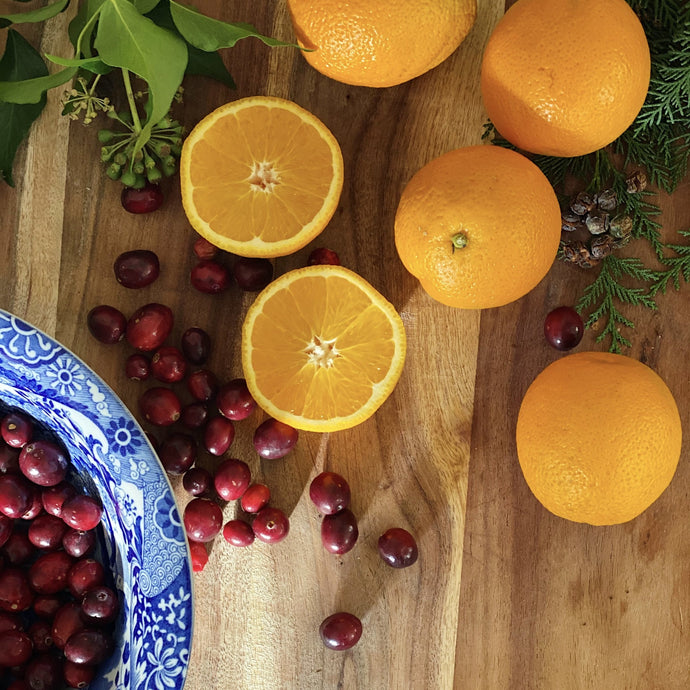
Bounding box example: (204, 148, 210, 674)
(0, 309, 193, 690)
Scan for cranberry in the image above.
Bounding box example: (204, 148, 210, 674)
(180, 327, 211, 365)
(232, 257, 273, 291)
(204, 417, 235, 456)
(158, 433, 197, 475)
(29, 551, 74, 594)
(64, 628, 112, 665)
(87, 305, 127, 344)
(126, 303, 174, 351)
(309, 472, 350, 515)
(62, 528, 96, 558)
(222, 520, 255, 547)
(253, 418, 298, 459)
(67, 558, 105, 599)
(113, 249, 160, 288)
(193, 236, 218, 260)
(0, 444, 20, 474)
(33, 595, 63, 619)
(321, 509, 358, 555)
(139, 387, 181, 426)
(151, 346, 187, 383)
(182, 466, 212, 496)
(61, 494, 103, 531)
(217, 379, 256, 421)
(180, 402, 209, 430)
(0, 629, 33, 666)
(240, 484, 270, 514)
(121, 182, 163, 214)
(41, 482, 76, 518)
(1, 412, 33, 448)
(319, 612, 362, 651)
(0, 568, 33, 612)
(29, 618, 55, 651)
(0, 474, 33, 518)
(213, 458, 250, 501)
(308, 247, 341, 266)
(187, 369, 218, 402)
(125, 353, 150, 381)
(189, 540, 209, 572)
(63, 659, 96, 688)
(19, 440, 68, 487)
(51, 602, 84, 649)
(21, 484, 43, 520)
(81, 585, 119, 625)
(0, 610, 22, 632)
(252, 507, 289, 544)
(23, 653, 64, 690)
(3, 531, 34, 564)
(190, 260, 230, 294)
(183, 498, 223, 543)
(377, 527, 419, 568)
(544, 306, 584, 351)
(28, 514, 67, 550)
(0, 514, 11, 548)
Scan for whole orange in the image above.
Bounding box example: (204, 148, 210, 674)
(516, 352, 682, 526)
(394, 145, 561, 309)
(481, 0, 651, 157)
(285, 0, 477, 88)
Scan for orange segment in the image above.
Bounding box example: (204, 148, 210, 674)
(242, 266, 407, 432)
(180, 96, 344, 257)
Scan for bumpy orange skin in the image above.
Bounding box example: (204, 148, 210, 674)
(516, 352, 682, 526)
(481, 0, 651, 157)
(286, 0, 477, 88)
(394, 145, 561, 310)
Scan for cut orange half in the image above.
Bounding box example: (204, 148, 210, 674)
(180, 96, 344, 258)
(242, 266, 407, 432)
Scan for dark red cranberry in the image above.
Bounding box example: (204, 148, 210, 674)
(126, 303, 174, 351)
(81, 585, 119, 625)
(180, 327, 211, 365)
(377, 527, 418, 568)
(222, 520, 255, 547)
(188, 540, 209, 572)
(0, 474, 33, 518)
(544, 306, 585, 351)
(33, 595, 63, 619)
(204, 417, 235, 457)
(213, 458, 250, 501)
(0, 610, 22, 632)
(113, 249, 160, 289)
(125, 353, 151, 381)
(63, 659, 96, 688)
(67, 558, 105, 599)
(23, 652, 64, 690)
(62, 528, 96, 558)
(187, 369, 218, 402)
(193, 236, 218, 260)
(29, 551, 74, 594)
(217, 379, 256, 421)
(158, 433, 197, 475)
(19, 440, 68, 487)
(139, 387, 181, 426)
(182, 467, 211, 496)
(0, 514, 11, 548)
(321, 509, 358, 554)
(29, 618, 55, 651)
(28, 514, 67, 550)
(51, 602, 84, 649)
(0, 629, 33, 666)
(232, 257, 273, 291)
(87, 305, 127, 344)
(64, 628, 112, 665)
(3, 531, 34, 565)
(1, 412, 33, 448)
(121, 182, 163, 214)
(60, 494, 103, 531)
(0, 567, 33, 612)
(240, 484, 270, 514)
(309, 472, 350, 515)
(0, 444, 20, 474)
(180, 402, 209, 430)
(319, 612, 362, 650)
(41, 482, 76, 518)
(183, 498, 223, 543)
(21, 484, 43, 520)
(252, 507, 289, 544)
(151, 346, 187, 383)
(253, 418, 298, 459)
(308, 247, 341, 266)
(190, 260, 230, 294)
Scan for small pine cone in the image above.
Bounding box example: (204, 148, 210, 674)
(561, 242, 583, 264)
(570, 192, 595, 216)
(609, 213, 633, 239)
(590, 235, 614, 260)
(585, 211, 609, 235)
(595, 188, 617, 212)
(625, 170, 647, 194)
(562, 240, 599, 268)
(561, 212, 584, 232)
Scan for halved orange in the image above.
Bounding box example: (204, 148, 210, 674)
(241, 266, 407, 432)
(180, 96, 344, 258)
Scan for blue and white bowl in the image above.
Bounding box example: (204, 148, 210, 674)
(0, 309, 193, 690)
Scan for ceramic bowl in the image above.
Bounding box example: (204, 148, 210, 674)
(0, 309, 193, 689)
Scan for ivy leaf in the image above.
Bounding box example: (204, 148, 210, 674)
(68, 0, 106, 54)
(132, 0, 160, 13)
(45, 53, 111, 75)
(169, 0, 298, 51)
(0, 66, 76, 104)
(0, 0, 70, 28)
(0, 30, 48, 186)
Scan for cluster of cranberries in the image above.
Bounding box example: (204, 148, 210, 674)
(0, 409, 115, 689)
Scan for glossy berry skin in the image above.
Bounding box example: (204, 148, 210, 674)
(67, 558, 105, 599)
(0, 474, 33, 518)
(87, 305, 127, 344)
(1, 412, 33, 448)
(0, 514, 11, 548)
(51, 602, 84, 649)
(139, 387, 181, 426)
(23, 653, 63, 689)
(64, 660, 96, 689)
(62, 528, 96, 558)
(319, 612, 362, 651)
(28, 514, 68, 550)
(222, 519, 255, 547)
(182, 466, 212, 496)
(0, 444, 20, 474)
(253, 418, 298, 459)
(183, 498, 223, 543)
(158, 433, 197, 475)
(28, 551, 74, 594)
(181, 402, 209, 430)
(64, 628, 112, 665)
(309, 472, 350, 515)
(41, 482, 76, 518)
(151, 346, 187, 383)
(126, 303, 174, 351)
(252, 507, 289, 544)
(189, 540, 209, 572)
(240, 484, 270, 514)
(321, 509, 358, 555)
(33, 595, 63, 619)
(187, 369, 219, 402)
(81, 585, 119, 624)
(308, 247, 341, 266)
(193, 236, 218, 260)
(121, 182, 163, 214)
(61, 494, 103, 531)
(217, 379, 256, 421)
(204, 417, 235, 457)
(0, 568, 33, 612)
(190, 260, 230, 294)
(544, 306, 584, 351)
(125, 353, 151, 381)
(377, 527, 419, 568)
(213, 458, 251, 501)
(19, 440, 68, 486)
(113, 249, 160, 289)
(4, 531, 33, 564)
(180, 327, 211, 365)
(0, 629, 33, 666)
(232, 257, 273, 292)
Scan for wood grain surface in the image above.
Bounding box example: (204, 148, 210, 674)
(2, 1, 690, 689)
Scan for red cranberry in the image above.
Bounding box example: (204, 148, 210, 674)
(113, 249, 160, 289)
(182, 467, 212, 496)
(0, 514, 11, 548)
(180, 327, 211, 365)
(309, 472, 350, 515)
(33, 595, 63, 619)
(125, 353, 151, 381)
(0, 568, 33, 612)
(126, 303, 174, 351)
(60, 494, 103, 531)
(151, 346, 187, 383)
(139, 387, 181, 426)
(64, 628, 112, 665)
(28, 551, 74, 594)
(222, 520, 255, 547)
(28, 618, 55, 651)
(189, 540, 209, 573)
(19, 440, 68, 487)
(213, 458, 250, 501)
(62, 528, 96, 558)
(3, 531, 34, 565)
(232, 257, 273, 291)
(190, 260, 230, 294)
(158, 433, 197, 475)
(544, 306, 585, 350)
(87, 305, 127, 344)
(377, 527, 418, 568)
(187, 369, 218, 402)
(23, 652, 64, 690)
(63, 659, 96, 688)
(41, 482, 76, 518)
(180, 402, 209, 430)
(319, 612, 362, 650)
(193, 236, 218, 260)
(252, 507, 289, 544)
(1, 412, 33, 448)
(217, 379, 256, 421)
(204, 417, 235, 457)
(67, 558, 105, 599)
(0, 444, 20, 474)
(0, 610, 22, 632)
(321, 509, 358, 555)
(81, 585, 119, 625)
(183, 498, 223, 543)
(121, 182, 163, 214)
(0, 629, 33, 666)
(51, 602, 84, 649)
(21, 484, 43, 520)
(0, 474, 33, 518)
(253, 418, 298, 459)
(240, 484, 270, 514)
(308, 247, 341, 266)
(28, 514, 67, 550)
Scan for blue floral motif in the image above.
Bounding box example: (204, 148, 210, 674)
(45, 355, 85, 396)
(154, 494, 184, 542)
(106, 417, 144, 458)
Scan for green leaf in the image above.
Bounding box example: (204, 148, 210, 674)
(68, 0, 106, 53)
(45, 53, 111, 75)
(0, 30, 48, 186)
(0, 66, 77, 104)
(132, 0, 160, 13)
(0, 0, 69, 27)
(169, 0, 297, 51)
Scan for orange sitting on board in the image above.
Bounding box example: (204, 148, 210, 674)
(516, 352, 682, 526)
(241, 265, 407, 433)
(180, 96, 344, 258)
(286, 0, 477, 88)
(481, 0, 651, 157)
(394, 145, 561, 309)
